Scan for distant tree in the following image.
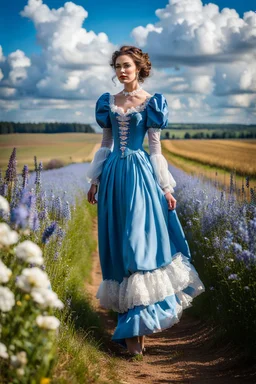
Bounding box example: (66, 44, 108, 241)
(165, 131, 170, 139)
(184, 132, 191, 139)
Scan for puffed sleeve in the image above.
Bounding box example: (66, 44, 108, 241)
(146, 94, 176, 194)
(95, 92, 112, 129)
(146, 93, 168, 130)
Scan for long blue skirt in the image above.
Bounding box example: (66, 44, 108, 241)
(96, 148, 205, 348)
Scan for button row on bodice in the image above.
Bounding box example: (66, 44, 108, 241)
(116, 115, 131, 157)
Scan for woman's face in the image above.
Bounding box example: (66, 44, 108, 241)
(115, 55, 138, 84)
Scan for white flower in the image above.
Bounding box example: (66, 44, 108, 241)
(10, 351, 27, 367)
(0, 260, 12, 283)
(16, 268, 50, 293)
(36, 315, 60, 330)
(14, 240, 44, 266)
(0, 342, 8, 359)
(0, 286, 15, 312)
(16, 367, 25, 376)
(0, 196, 10, 215)
(0, 223, 19, 247)
(31, 288, 64, 309)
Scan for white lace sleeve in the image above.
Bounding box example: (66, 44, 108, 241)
(86, 128, 113, 185)
(147, 128, 176, 194)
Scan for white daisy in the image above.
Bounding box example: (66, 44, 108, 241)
(36, 315, 60, 330)
(14, 240, 44, 266)
(0, 260, 12, 283)
(16, 267, 50, 293)
(0, 223, 19, 247)
(0, 286, 15, 312)
(31, 287, 64, 309)
(0, 196, 10, 215)
(0, 342, 8, 359)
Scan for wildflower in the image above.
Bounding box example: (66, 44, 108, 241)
(40, 378, 51, 384)
(228, 273, 239, 280)
(42, 222, 57, 244)
(16, 267, 50, 292)
(5, 147, 17, 183)
(31, 288, 64, 309)
(0, 286, 15, 312)
(10, 351, 28, 368)
(0, 342, 8, 359)
(0, 260, 12, 284)
(0, 223, 19, 247)
(0, 195, 10, 216)
(63, 201, 71, 220)
(10, 205, 30, 229)
(22, 165, 29, 189)
(36, 315, 60, 330)
(14, 240, 44, 266)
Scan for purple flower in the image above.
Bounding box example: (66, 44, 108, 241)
(10, 205, 29, 229)
(5, 148, 17, 183)
(42, 221, 57, 244)
(22, 165, 29, 189)
(228, 273, 239, 280)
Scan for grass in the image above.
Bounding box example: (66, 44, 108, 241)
(48, 196, 122, 383)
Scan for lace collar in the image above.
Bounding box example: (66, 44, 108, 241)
(109, 93, 154, 116)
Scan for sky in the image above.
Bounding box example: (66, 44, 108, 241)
(0, 0, 256, 128)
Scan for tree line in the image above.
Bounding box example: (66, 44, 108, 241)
(164, 130, 256, 139)
(0, 121, 95, 134)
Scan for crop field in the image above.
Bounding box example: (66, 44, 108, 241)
(0, 133, 101, 172)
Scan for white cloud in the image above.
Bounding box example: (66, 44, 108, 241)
(130, 0, 256, 122)
(0, 0, 255, 124)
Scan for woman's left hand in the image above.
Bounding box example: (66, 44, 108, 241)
(164, 192, 176, 210)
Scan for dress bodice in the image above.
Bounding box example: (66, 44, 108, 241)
(95, 92, 168, 158)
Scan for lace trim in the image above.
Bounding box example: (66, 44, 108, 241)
(96, 252, 205, 313)
(109, 94, 153, 116)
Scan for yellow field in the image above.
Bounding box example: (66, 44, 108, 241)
(0, 133, 101, 173)
(160, 139, 256, 194)
(161, 139, 256, 177)
(1, 134, 255, 195)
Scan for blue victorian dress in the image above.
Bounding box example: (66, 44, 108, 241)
(86, 92, 205, 348)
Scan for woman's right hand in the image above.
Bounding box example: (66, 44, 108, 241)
(87, 184, 98, 205)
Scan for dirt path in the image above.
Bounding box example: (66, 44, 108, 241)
(86, 217, 256, 384)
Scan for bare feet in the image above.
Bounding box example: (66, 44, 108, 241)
(139, 335, 145, 350)
(125, 336, 142, 355)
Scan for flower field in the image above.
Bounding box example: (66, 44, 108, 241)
(0, 145, 255, 383)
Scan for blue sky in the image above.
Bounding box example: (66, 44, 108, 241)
(0, 0, 255, 125)
(1, 0, 255, 56)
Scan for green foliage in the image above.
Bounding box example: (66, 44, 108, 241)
(0, 122, 95, 134)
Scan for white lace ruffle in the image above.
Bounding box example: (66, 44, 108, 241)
(109, 94, 153, 116)
(96, 252, 205, 313)
(86, 147, 112, 184)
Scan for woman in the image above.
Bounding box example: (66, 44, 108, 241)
(86, 46, 205, 357)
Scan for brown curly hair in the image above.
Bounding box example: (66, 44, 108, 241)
(110, 46, 152, 85)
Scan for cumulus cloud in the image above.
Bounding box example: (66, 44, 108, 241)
(131, 0, 256, 122)
(0, 0, 255, 124)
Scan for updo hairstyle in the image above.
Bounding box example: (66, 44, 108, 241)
(110, 45, 152, 85)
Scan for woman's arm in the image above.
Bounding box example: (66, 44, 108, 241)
(147, 128, 177, 210)
(86, 128, 113, 185)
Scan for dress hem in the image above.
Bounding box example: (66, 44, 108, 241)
(96, 252, 205, 313)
